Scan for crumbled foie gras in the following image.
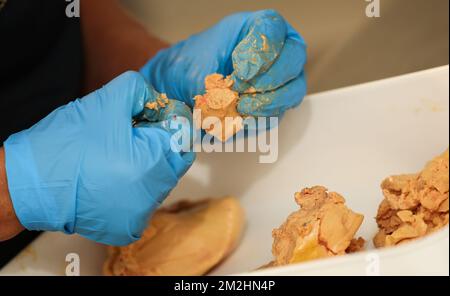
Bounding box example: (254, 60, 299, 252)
(374, 149, 449, 248)
(194, 74, 243, 142)
(269, 186, 365, 267)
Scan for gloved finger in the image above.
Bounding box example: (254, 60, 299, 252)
(169, 150, 196, 179)
(233, 34, 306, 93)
(136, 117, 194, 155)
(137, 98, 194, 149)
(140, 12, 252, 108)
(98, 71, 158, 120)
(237, 72, 306, 117)
(232, 9, 287, 82)
(134, 125, 196, 179)
(140, 98, 192, 124)
(139, 98, 195, 151)
(132, 128, 181, 200)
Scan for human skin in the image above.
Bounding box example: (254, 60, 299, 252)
(0, 147, 24, 241)
(81, 0, 169, 93)
(0, 1, 169, 241)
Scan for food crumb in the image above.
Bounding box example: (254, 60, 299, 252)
(346, 237, 366, 253)
(145, 93, 170, 111)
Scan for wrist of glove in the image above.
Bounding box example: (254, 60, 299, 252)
(4, 71, 195, 246)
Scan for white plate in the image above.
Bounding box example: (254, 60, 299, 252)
(1, 66, 449, 276)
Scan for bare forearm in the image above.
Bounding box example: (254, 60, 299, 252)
(81, 0, 169, 93)
(0, 148, 24, 241)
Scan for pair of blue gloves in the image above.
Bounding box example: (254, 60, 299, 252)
(4, 10, 306, 245)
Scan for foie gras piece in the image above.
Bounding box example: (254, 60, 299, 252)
(194, 74, 243, 142)
(103, 196, 245, 276)
(271, 186, 364, 266)
(374, 149, 449, 248)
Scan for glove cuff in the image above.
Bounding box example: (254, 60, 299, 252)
(4, 131, 76, 234)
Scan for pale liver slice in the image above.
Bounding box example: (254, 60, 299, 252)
(103, 196, 245, 276)
(271, 186, 364, 266)
(374, 149, 449, 248)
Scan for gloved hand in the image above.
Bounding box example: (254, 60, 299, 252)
(4, 71, 195, 246)
(141, 9, 307, 118)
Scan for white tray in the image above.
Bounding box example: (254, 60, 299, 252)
(1, 66, 449, 276)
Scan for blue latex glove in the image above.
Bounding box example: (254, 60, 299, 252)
(141, 9, 307, 118)
(4, 71, 195, 246)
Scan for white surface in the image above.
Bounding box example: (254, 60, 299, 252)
(1, 66, 449, 276)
